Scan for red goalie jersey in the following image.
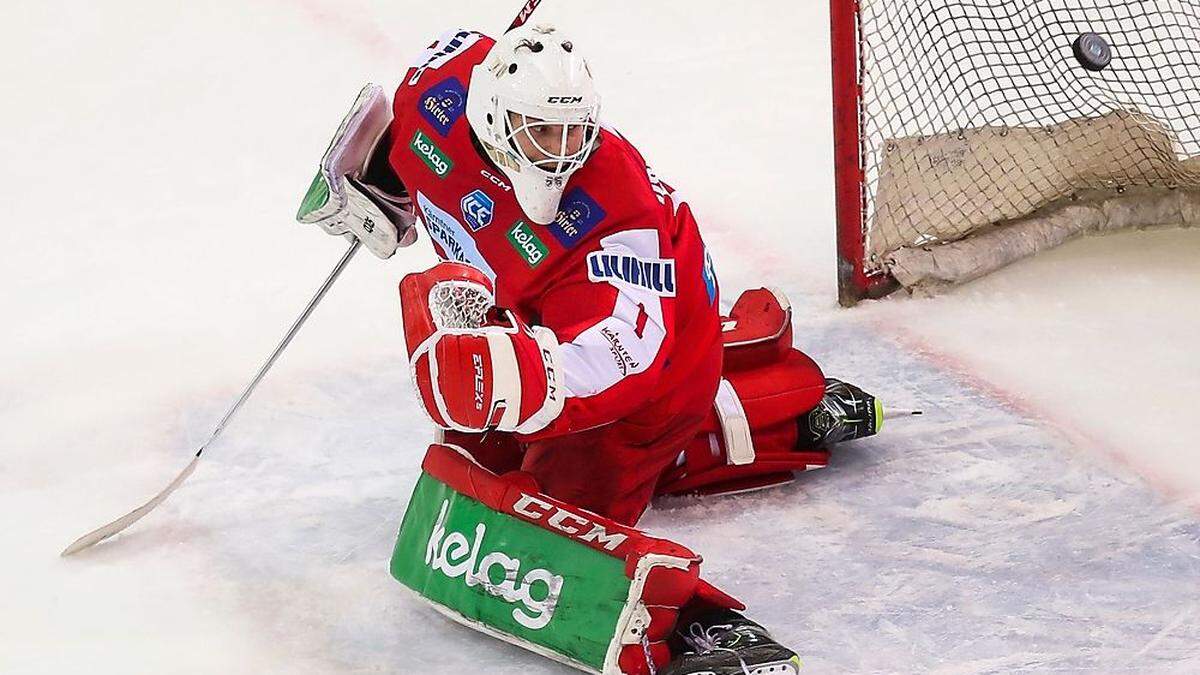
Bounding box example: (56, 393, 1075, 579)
(386, 30, 723, 521)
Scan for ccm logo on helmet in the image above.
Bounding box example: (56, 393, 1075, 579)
(512, 494, 628, 552)
(547, 96, 584, 104)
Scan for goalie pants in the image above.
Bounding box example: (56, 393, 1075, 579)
(444, 289, 830, 527)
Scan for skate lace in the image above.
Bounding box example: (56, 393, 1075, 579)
(685, 623, 754, 675)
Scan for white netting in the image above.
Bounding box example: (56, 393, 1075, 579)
(856, 0, 1200, 277)
(429, 281, 492, 330)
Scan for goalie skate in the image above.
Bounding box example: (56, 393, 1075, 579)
(801, 378, 882, 446)
(662, 610, 801, 675)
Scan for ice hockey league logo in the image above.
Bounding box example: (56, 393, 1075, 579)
(460, 189, 494, 232)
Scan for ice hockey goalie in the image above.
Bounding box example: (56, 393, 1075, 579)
(298, 22, 886, 675)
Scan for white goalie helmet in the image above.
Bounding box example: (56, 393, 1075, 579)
(466, 24, 601, 224)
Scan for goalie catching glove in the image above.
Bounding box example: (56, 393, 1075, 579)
(400, 262, 565, 434)
(296, 83, 418, 259)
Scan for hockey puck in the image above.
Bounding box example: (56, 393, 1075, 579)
(1073, 32, 1112, 72)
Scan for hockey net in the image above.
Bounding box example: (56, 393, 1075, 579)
(832, 0, 1200, 304)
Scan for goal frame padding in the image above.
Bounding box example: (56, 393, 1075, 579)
(828, 0, 1199, 305)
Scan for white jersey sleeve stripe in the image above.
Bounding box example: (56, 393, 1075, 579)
(560, 230, 670, 399)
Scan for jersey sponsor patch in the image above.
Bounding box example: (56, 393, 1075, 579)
(417, 191, 497, 282)
(460, 189, 494, 231)
(419, 76, 467, 136)
(599, 326, 640, 376)
(507, 221, 549, 268)
(587, 251, 677, 297)
(411, 130, 454, 178)
(702, 246, 718, 305)
(549, 187, 606, 248)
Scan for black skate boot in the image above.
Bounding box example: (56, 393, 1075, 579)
(800, 378, 882, 446)
(662, 610, 801, 675)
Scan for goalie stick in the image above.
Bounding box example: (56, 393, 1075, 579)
(63, 0, 550, 557)
(61, 239, 361, 556)
(507, 0, 546, 32)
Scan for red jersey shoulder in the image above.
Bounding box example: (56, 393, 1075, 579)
(395, 29, 494, 138)
(547, 129, 672, 253)
(386, 31, 683, 306)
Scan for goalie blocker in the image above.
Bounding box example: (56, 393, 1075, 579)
(391, 443, 744, 675)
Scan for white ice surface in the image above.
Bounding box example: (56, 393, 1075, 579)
(3, 1, 1198, 673)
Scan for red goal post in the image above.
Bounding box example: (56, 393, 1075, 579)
(832, 0, 895, 305)
(831, 0, 1200, 306)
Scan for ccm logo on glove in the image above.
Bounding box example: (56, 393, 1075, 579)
(401, 262, 565, 434)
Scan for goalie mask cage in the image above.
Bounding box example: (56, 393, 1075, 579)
(832, 0, 1200, 306)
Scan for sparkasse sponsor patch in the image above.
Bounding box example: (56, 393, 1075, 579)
(587, 251, 676, 297)
(416, 191, 497, 282)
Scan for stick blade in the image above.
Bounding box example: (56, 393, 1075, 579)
(60, 457, 200, 557)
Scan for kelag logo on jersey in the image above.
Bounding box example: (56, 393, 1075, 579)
(587, 251, 677, 297)
(411, 130, 454, 178)
(549, 187, 606, 248)
(507, 221, 549, 268)
(420, 77, 466, 136)
(460, 190, 494, 231)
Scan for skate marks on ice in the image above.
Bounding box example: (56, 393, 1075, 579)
(649, 320, 1200, 674)
(170, 326, 1200, 673)
(160, 360, 573, 674)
